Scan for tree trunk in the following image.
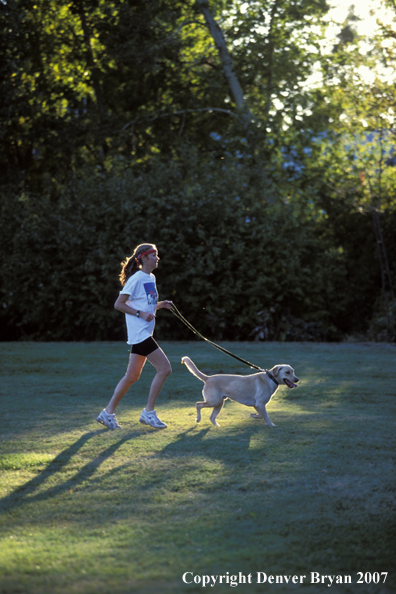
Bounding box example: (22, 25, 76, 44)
(195, 0, 248, 116)
(265, 0, 281, 120)
(371, 206, 387, 295)
(376, 131, 395, 300)
(73, 0, 105, 120)
(368, 162, 395, 300)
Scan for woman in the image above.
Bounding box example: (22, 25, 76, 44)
(96, 243, 172, 429)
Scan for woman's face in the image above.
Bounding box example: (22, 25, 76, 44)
(144, 249, 159, 271)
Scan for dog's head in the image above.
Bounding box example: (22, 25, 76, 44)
(272, 365, 299, 388)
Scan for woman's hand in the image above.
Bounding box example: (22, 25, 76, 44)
(140, 311, 156, 322)
(158, 300, 173, 310)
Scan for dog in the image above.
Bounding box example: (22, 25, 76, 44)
(181, 356, 299, 427)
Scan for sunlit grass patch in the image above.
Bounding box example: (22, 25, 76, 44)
(0, 453, 56, 471)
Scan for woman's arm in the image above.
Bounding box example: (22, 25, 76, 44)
(114, 294, 155, 322)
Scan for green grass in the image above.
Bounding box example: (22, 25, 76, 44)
(0, 341, 395, 594)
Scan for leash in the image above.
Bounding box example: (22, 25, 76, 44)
(170, 303, 279, 385)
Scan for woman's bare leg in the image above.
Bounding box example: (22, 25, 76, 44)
(145, 348, 172, 411)
(106, 354, 146, 414)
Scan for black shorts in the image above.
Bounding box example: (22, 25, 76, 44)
(130, 336, 159, 357)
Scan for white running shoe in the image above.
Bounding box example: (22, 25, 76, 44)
(96, 409, 121, 429)
(139, 409, 167, 429)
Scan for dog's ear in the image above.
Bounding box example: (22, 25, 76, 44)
(273, 365, 283, 377)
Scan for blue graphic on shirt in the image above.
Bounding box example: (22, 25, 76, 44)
(144, 282, 158, 305)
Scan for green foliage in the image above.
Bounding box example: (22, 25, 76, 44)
(217, 0, 329, 133)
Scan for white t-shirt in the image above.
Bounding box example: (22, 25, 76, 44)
(120, 270, 158, 345)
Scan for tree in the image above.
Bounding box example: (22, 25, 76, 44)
(0, 0, 333, 189)
(291, 4, 396, 333)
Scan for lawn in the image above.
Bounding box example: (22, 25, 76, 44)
(0, 341, 395, 594)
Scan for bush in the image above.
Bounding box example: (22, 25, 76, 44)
(367, 297, 396, 343)
(249, 307, 341, 342)
(0, 154, 384, 341)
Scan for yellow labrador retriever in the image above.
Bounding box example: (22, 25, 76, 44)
(181, 356, 299, 427)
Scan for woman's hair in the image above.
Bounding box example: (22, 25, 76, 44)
(119, 243, 156, 286)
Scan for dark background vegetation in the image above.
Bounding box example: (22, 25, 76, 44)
(1, 0, 395, 342)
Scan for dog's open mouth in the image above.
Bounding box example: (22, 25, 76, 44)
(284, 379, 298, 389)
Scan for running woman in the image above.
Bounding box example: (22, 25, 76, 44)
(96, 243, 172, 429)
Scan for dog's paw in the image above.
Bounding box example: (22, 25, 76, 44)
(250, 413, 263, 419)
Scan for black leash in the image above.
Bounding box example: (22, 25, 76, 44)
(170, 303, 279, 385)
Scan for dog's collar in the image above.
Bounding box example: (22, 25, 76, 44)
(265, 370, 279, 386)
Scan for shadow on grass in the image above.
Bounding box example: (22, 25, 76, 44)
(0, 419, 282, 518)
(0, 428, 139, 515)
(158, 423, 266, 466)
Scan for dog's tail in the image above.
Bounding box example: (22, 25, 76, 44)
(181, 356, 208, 383)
